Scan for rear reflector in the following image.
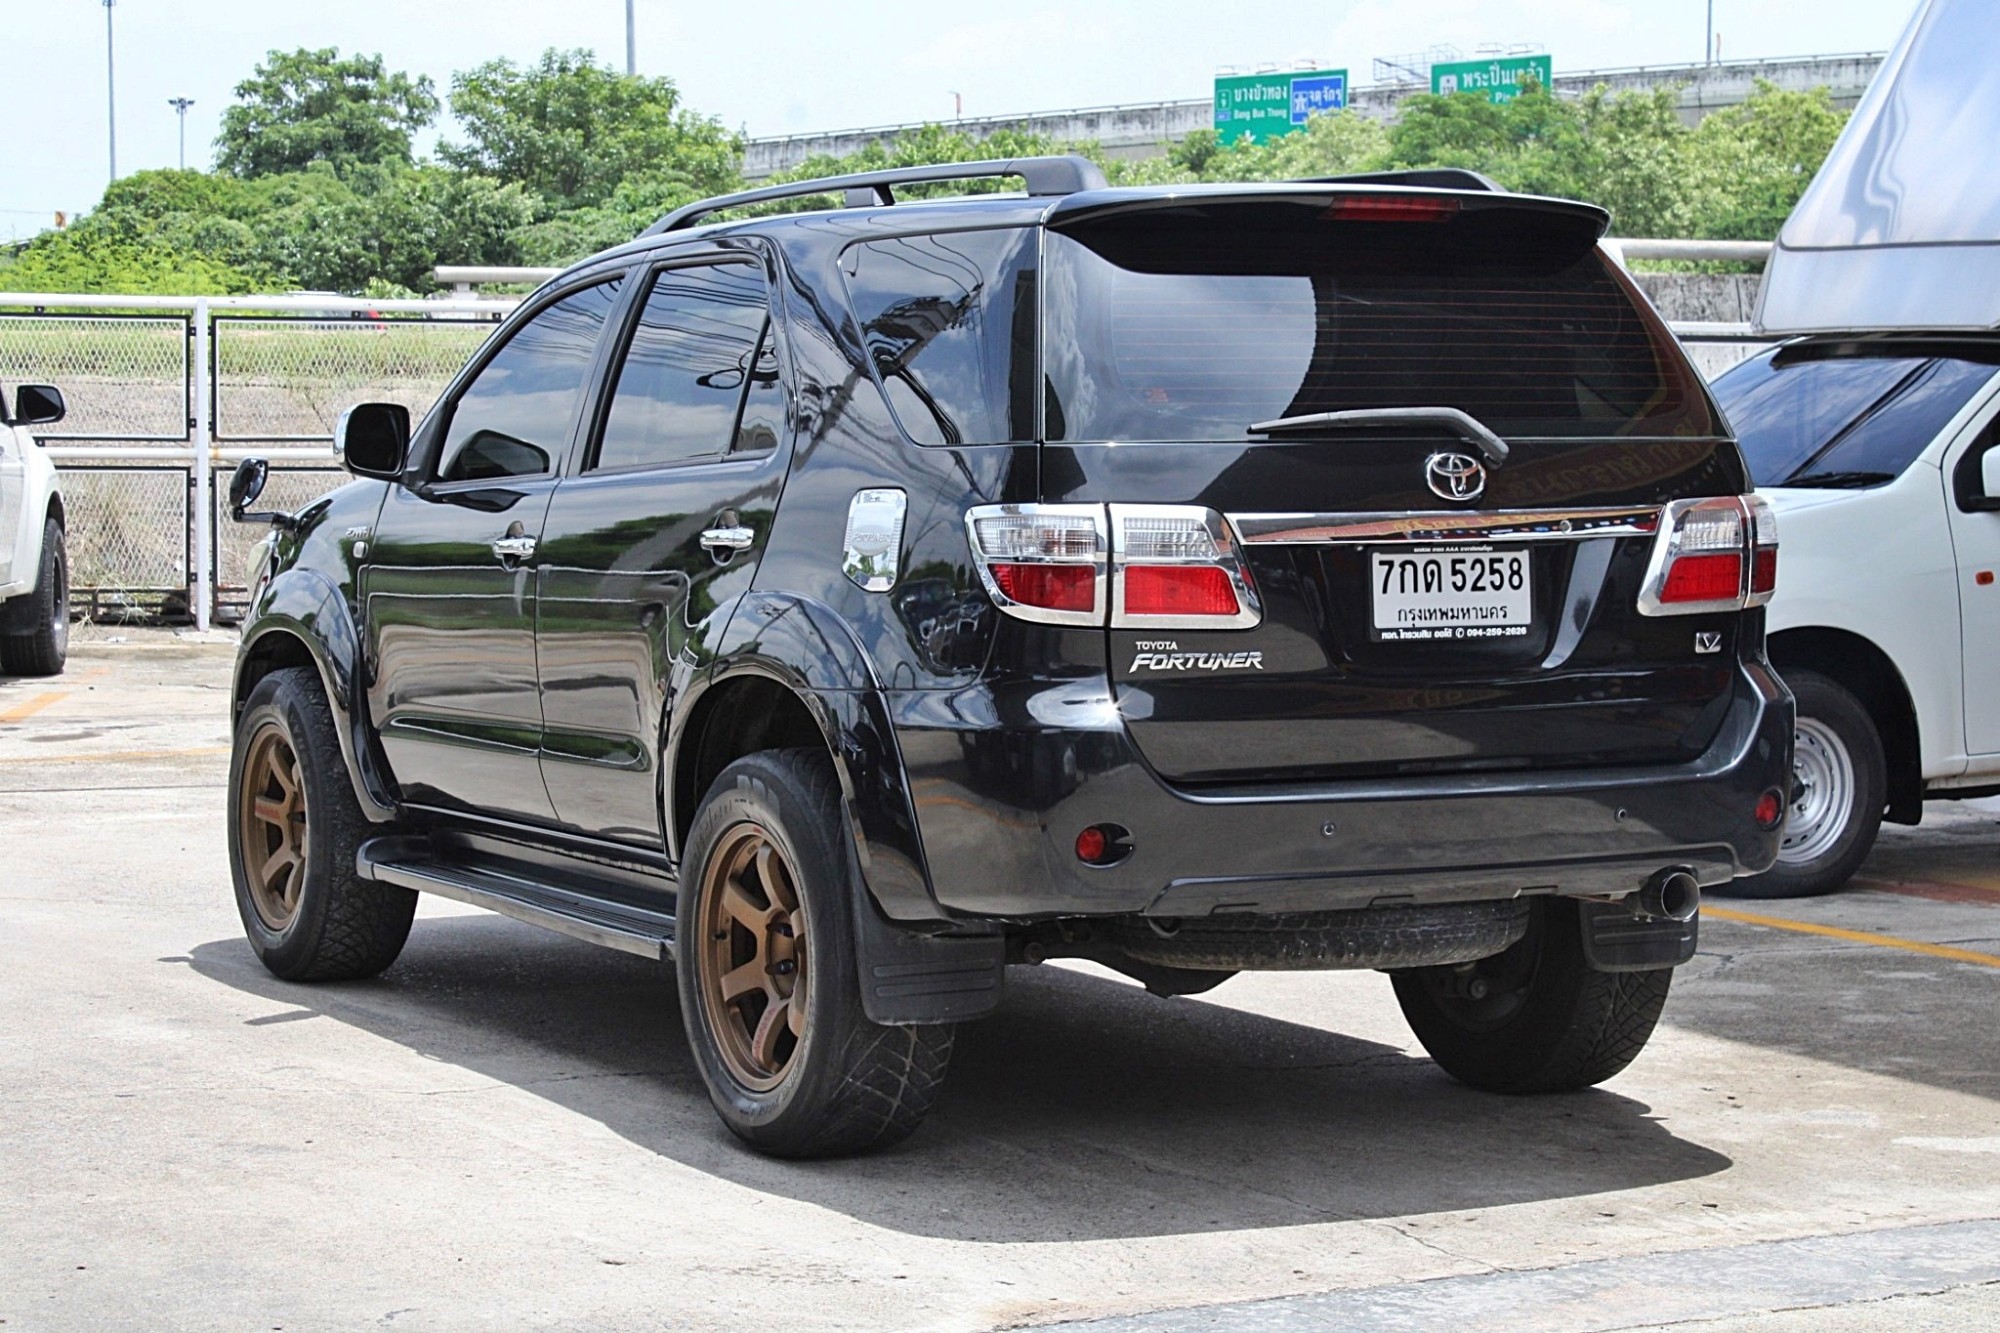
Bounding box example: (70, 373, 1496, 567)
(990, 562, 1096, 614)
(1661, 552, 1744, 604)
(1327, 195, 1460, 223)
(1122, 565, 1241, 617)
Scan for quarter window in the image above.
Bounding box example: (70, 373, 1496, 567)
(437, 279, 623, 482)
(594, 262, 776, 472)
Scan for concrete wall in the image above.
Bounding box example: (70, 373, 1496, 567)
(743, 53, 1881, 180)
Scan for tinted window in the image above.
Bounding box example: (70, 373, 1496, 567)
(1713, 350, 1999, 486)
(1042, 202, 1713, 442)
(843, 228, 1037, 446)
(595, 263, 772, 471)
(438, 279, 622, 482)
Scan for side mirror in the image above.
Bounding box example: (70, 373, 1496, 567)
(336, 402, 410, 481)
(1955, 433, 2000, 513)
(227, 455, 296, 528)
(10, 384, 65, 427)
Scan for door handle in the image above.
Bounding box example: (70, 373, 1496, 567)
(699, 525, 755, 553)
(491, 535, 538, 562)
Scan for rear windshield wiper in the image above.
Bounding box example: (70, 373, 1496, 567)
(1778, 470, 1898, 489)
(1248, 407, 1510, 464)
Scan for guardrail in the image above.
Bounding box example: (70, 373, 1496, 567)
(0, 292, 516, 630)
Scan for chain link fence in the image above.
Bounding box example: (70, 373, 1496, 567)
(214, 316, 495, 440)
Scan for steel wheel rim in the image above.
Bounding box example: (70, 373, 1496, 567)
(1779, 716, 1854, 866)
(239, 722, 308, 931)
(697, 822, 808, 1093)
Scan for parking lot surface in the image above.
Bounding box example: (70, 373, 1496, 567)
(4, 638, 1999, 1330)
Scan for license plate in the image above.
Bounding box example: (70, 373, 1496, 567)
(1370, 546, 1532, 641)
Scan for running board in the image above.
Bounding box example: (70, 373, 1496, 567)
(356, 838, 676, 960)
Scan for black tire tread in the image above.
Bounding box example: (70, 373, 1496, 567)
(233, 667, 415, 982)
(0, 518, 67, 677)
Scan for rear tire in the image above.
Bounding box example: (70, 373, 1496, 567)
(1392, 898, 1671, 1093)
(228, 667, 415, 981)
(1725, 670, 1884, 899)
(0, 518, 68, 677)
(678, 749, 953, 1158)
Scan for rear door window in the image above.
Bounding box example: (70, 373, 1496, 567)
(1041, 200, 1714, 442)
(593, 262, 776, 472)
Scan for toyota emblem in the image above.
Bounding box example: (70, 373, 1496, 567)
(1424, 451, 1487, 503)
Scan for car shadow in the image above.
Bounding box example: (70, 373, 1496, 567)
(186, 912, 1729, 1243)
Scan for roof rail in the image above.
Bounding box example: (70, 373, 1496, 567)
(1300, 168, 1505, 192)
(642, 155, 1109, 236)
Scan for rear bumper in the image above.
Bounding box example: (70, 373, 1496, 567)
(889, 659, 1793, 921)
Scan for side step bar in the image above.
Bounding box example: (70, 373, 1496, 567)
(356, 837, 676, 961)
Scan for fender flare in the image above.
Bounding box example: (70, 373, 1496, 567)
(235, 567, 398, 822)
(673, 590, 943, 924)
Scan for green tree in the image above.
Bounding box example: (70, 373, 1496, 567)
(216, 48, 439, 178)
(1687, 82, 1849, 239)
(442, 50, 741, 211)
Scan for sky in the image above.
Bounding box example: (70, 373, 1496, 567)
(0, 0, 1914, 240)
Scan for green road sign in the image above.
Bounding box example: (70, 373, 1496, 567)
(1214, 68, 1349, 145)
(1429, 54, 1554, 103)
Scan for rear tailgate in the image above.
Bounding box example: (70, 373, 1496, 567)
(1038, 189, 1749, 786)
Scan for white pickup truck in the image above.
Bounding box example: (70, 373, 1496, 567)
(0, 383, 70, 677)
(1710, 336, 2000, 896)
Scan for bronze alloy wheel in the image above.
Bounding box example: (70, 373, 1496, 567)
(698, 822, 809, 1092)
(238, 721, 309, 932)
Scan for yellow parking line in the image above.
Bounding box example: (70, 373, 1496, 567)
(0, 744, 231, 766)
(0, 692, 67, 724)
(1705, 905, 2000, 971)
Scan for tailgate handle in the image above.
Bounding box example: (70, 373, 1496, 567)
(1247, 407, 1510, 464)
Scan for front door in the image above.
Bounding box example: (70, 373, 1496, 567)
(361, 276, 626, 822)
(0, 418, 26, 586)
(1944, 391, 2000, 756)
(535, 256, 789, 845)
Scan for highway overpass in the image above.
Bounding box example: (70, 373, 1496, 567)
(743, 51, 1882, 180)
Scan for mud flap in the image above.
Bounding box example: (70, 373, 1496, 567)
(851, 890, 1005, 1025)
(1578, 900, 1699, 972)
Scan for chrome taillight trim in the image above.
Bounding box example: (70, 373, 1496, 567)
(1108, 503, 1263, 630)
(1226, 505, 1664, 546)
(963, 503, 1109, 628)
(1744, 493, 1779, 608)
(1636, 496, 1755, 618)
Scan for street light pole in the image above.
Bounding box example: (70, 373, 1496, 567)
(103, 0, 117, 181)
(1706, 0, 1715, 64)
(168, 98, 195, 171)
(625, 0, 636, 76)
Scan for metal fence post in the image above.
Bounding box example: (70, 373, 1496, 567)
(192, 297, 212, 632)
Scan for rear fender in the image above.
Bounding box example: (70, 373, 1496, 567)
(684, 591, 942, 924)
(235, 568, 398, 821)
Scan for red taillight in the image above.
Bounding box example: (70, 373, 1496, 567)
(1661, 552, 1744, 604)
(1327, 195, 1460, 222)
(1752, 547, 1778, 596)
(990, 562, 1096, 613)
(1122, 565, 1241, 618)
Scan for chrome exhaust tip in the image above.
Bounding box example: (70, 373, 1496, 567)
(1633, 868, 1701, 923)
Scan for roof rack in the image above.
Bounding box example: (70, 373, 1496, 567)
(642, 155, 1109, 236)
(1300, 168, 1505, 192)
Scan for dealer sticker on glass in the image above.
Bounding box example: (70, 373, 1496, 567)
(1371, 545, 1532, 641)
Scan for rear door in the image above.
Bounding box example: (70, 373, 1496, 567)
(361, 275, 626, 822)
(1039, 192, 1744, 786)
(535, 254, 790, 845)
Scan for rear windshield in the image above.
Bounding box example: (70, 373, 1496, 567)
(1041, 200, 1715, 443)
(1711, 348, 1999, 487)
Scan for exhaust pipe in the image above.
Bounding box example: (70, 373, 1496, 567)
(1632, 868, 1701, 923)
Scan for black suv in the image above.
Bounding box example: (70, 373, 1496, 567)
(226, 158, 1792, 1156)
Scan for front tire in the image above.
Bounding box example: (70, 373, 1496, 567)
(1726, 670, 1885, 899)
(677, 749, 953, 1157)
(228, 667, 416, 981)
(0, 518, 69, 677)
(1392, 898, 1671, 1094)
